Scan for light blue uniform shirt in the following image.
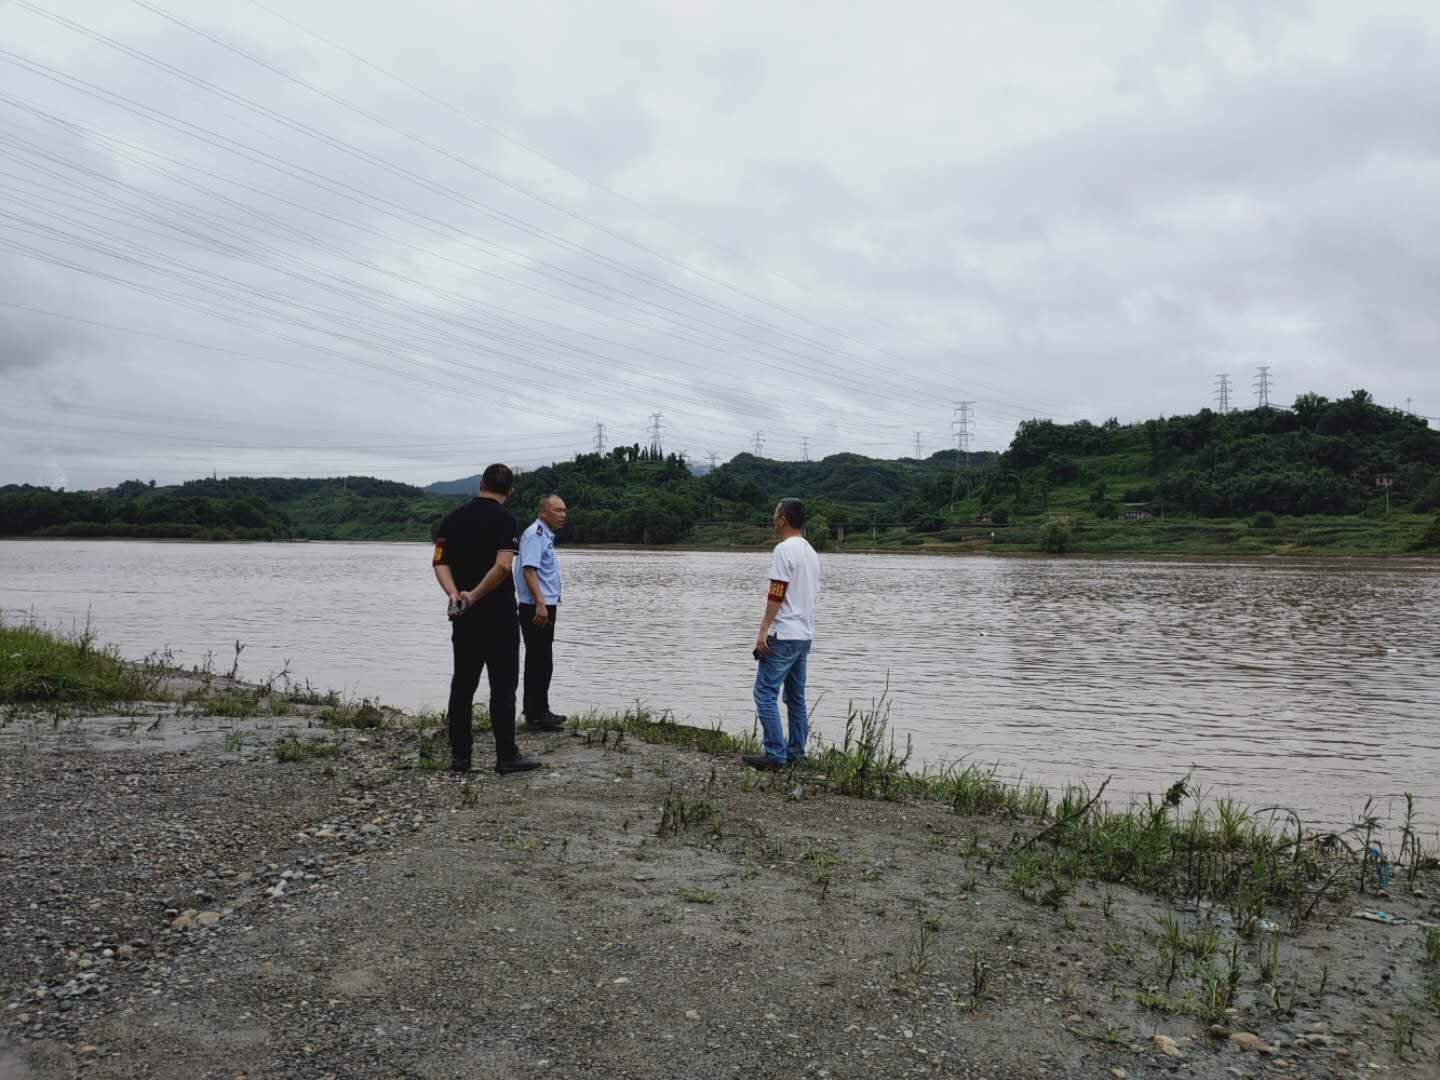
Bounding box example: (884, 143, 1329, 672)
(514, 520, 562, 604)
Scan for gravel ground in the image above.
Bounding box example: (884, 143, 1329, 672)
(2, 704, 1438, 1080)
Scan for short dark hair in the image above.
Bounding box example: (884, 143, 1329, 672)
(479, 463, 514, 495)
(776, 498, 806, 528)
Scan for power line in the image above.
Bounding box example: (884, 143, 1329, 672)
(233, 0, 1082, 419)
(0, 12, 1092, 425)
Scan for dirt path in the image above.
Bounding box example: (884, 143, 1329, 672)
(2, 713, 1438, 1079)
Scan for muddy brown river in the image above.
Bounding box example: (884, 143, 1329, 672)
(3, 540, 1437, 826)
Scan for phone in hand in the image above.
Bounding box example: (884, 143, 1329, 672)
(447, 595, 470, 620)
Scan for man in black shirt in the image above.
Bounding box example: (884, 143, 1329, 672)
(431, 463, 539, 775)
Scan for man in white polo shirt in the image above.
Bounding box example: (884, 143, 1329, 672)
(744, 498, 821, 771)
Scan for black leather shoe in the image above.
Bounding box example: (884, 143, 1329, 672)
(524, 713, 566, 732)
(742, 754, 786, 772)
(495, 754, 541, 775)
(448, 758, 472, 773)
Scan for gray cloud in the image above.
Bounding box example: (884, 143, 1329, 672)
(1, 0, 1438, 489)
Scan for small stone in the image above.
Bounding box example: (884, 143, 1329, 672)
(77, 1045, 98, 1056)
(1271, 1061, 1290, 1070)
(360, 824, 382, 836)
(1066, 1014, 1084, 1025)
(1152, 1034, 1183, 1057)
(1111, 1070, 1128, 1079)
(684, 1010, 700, 1022)
(612, 977, 629, 985)
(195, 912, 221, 928)
(1230, 1032, 1263, 1050)
(170, 915, 192, 931)
(1210, 1024, 1230, 1038)
(117, 946, 136, 959)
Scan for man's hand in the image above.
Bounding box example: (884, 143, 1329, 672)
(531, 603, 550, 627)
(754, 633, 771, 656)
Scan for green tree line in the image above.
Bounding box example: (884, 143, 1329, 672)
(3, 390, 1436, 548)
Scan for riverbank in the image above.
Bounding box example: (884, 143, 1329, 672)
(6, 508, 1438, 558)
(2, 628, 1439, 1078)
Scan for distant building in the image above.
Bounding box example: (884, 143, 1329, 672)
(1124, 510, 1153, 521)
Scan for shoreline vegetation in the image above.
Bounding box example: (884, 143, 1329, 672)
(3, 618, 1439, 1075)
(5, 390, 1440, 557)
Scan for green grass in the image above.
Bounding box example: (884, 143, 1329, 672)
(273, 734, 342, 763)
(199, 692, 262, 718)
(0, 617, 164, 703)
(656, 788, 719, 836)
(318, 698, 387, 729)
(574, 703, 760, 755)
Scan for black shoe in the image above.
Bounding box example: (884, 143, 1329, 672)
(524, 713, 566, 732)
(742, 754, 786, 772)
(495, 754, 542, 775)
(448, 758, 472, 773)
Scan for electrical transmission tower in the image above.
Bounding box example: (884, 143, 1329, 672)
(801, 436, 810, 462)
(592, 422, 607, 454)
(913, 432, 924, 459)
(647, 412, 664, 458)
(707, 451, 719, 470)
(1214, 375, 1231, 414)
(950, 402, 975, 506)
(751, 431, 766, 456)
(1254, 366, 1272, 409)
(952, 403, 974, 459)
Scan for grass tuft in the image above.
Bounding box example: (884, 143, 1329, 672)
(575, 702, 760, 755)
(273, 734, 342, 763)
(0, 616, 163, 703)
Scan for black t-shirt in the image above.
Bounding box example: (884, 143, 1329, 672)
(432, 498, 520, 616)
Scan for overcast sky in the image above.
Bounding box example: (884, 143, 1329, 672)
(2, 0, 1438, 490)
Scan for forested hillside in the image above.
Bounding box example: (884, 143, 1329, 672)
(3, 390, 1436, 552)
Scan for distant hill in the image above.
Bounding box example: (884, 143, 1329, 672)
(3, 393, 1435, 552)
(975, 390, 1440, 522)
(424, 476, 479, 497)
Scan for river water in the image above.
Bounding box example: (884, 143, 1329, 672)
(3, 540, 1438, 826)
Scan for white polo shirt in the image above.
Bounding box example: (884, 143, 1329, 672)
(768, 535, 820, 640)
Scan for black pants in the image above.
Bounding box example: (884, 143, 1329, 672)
(518, 602, 558, 720)
(448, 614, 519, 764)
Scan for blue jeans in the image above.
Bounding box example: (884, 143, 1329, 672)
(753, 638, 812, 763)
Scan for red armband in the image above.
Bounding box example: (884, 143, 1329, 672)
(767, 579, 788, 603)
(432, 538, 447, 565)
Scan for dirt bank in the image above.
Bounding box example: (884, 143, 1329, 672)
(2, 696, 1438, 1079)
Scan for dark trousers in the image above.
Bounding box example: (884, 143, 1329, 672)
(448, 614, 519, 764)
(518, 602, 558, 720)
